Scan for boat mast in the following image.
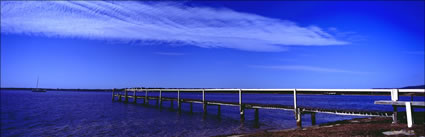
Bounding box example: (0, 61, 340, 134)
(36, 76, 39, 89)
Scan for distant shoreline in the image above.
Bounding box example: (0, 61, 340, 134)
(0, 88, 112, 92)
(2, 84, 423, 92)
(1, 87, 424, 96)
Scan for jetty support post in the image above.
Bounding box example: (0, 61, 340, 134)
(124, 89, 128, 102)
(405, 102, 414, 128)
(159, 89, 162, 108)
(190, 103, 193, 113)
(118, 90, 122, 101)
(254, 108, 260, 128)
(254, 108, 259, 122)
(217, 105, 221, 117)
(145, 89, 148, 104)
(296, 108, 302, 128)
(239, 89, 245, 121)
(311, 112, 316, 125)
(203, 89, 207, 114)
(178, 89, 181, 112)
(133, 89, 137, 103)
(294, 89, 302, 128)
(112, 88, 115, 101)
(391, 89, 399, 124)
(154, 89, 158, 105)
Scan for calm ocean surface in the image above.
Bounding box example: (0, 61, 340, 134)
(1, 89, 424, 137)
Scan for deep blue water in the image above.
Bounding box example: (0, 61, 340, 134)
(1, 90, 424, 137)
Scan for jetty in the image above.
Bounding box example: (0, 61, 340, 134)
(112, 88, 425, 128)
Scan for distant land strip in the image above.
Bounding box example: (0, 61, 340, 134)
(1, 85, 424, 96)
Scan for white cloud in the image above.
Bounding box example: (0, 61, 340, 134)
(1, 1, 348, 52)
(251, 65, 365, 74)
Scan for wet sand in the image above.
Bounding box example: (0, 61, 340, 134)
(219, 117, 425, 137)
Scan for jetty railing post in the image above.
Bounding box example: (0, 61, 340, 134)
(124, 89, 128, 102)
(178, 89, 181, 112)
(391, 89, 399, 124)
(294, 89, 298, 119)
(133, 89, 137, 103)
(294, 89, 297, 113)
(203, 89, 207, 114)
(112, 88, 115, 101)
(239, 89, 244, 121)
(405, 102, 414, 128)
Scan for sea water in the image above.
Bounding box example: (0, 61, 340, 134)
(1, 89, 423, 137)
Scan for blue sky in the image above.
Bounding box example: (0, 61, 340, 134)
(1, 1, 424, 89)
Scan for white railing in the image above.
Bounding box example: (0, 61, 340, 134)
(124, 88, 425, 93)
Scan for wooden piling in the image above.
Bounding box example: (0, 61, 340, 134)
(217, 105, 221, 116)
(124, 89, 128, 102)
(240, 104, 245, 122)
(311, 112, 316, 125)
(145, 89, 148, 104)
(296, 108, 302, 128)
(255, 108, 259, 122)
(202, 89, 207, 113)
(159, 89, 162, 108)
(190, 103, 193, 113)
(254, 108, 260, 128)
(203, 103, 207, 114)
(203, 89, 207, 114)
(133, 90, 137, 103)
(112, 88, 115, 101)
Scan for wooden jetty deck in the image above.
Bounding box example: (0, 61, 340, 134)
(112, 88, 425, 128)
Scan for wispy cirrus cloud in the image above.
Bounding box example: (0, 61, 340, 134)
(405, 51, 425, 55)
(1, 1, 348, 52)
(154, 52, 185, 56)
(251, 65, 365, 74)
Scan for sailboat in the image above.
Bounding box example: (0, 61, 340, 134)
(32, 77, 47, 92)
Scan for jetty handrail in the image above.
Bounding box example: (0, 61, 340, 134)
(124, 88, 425, 93)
